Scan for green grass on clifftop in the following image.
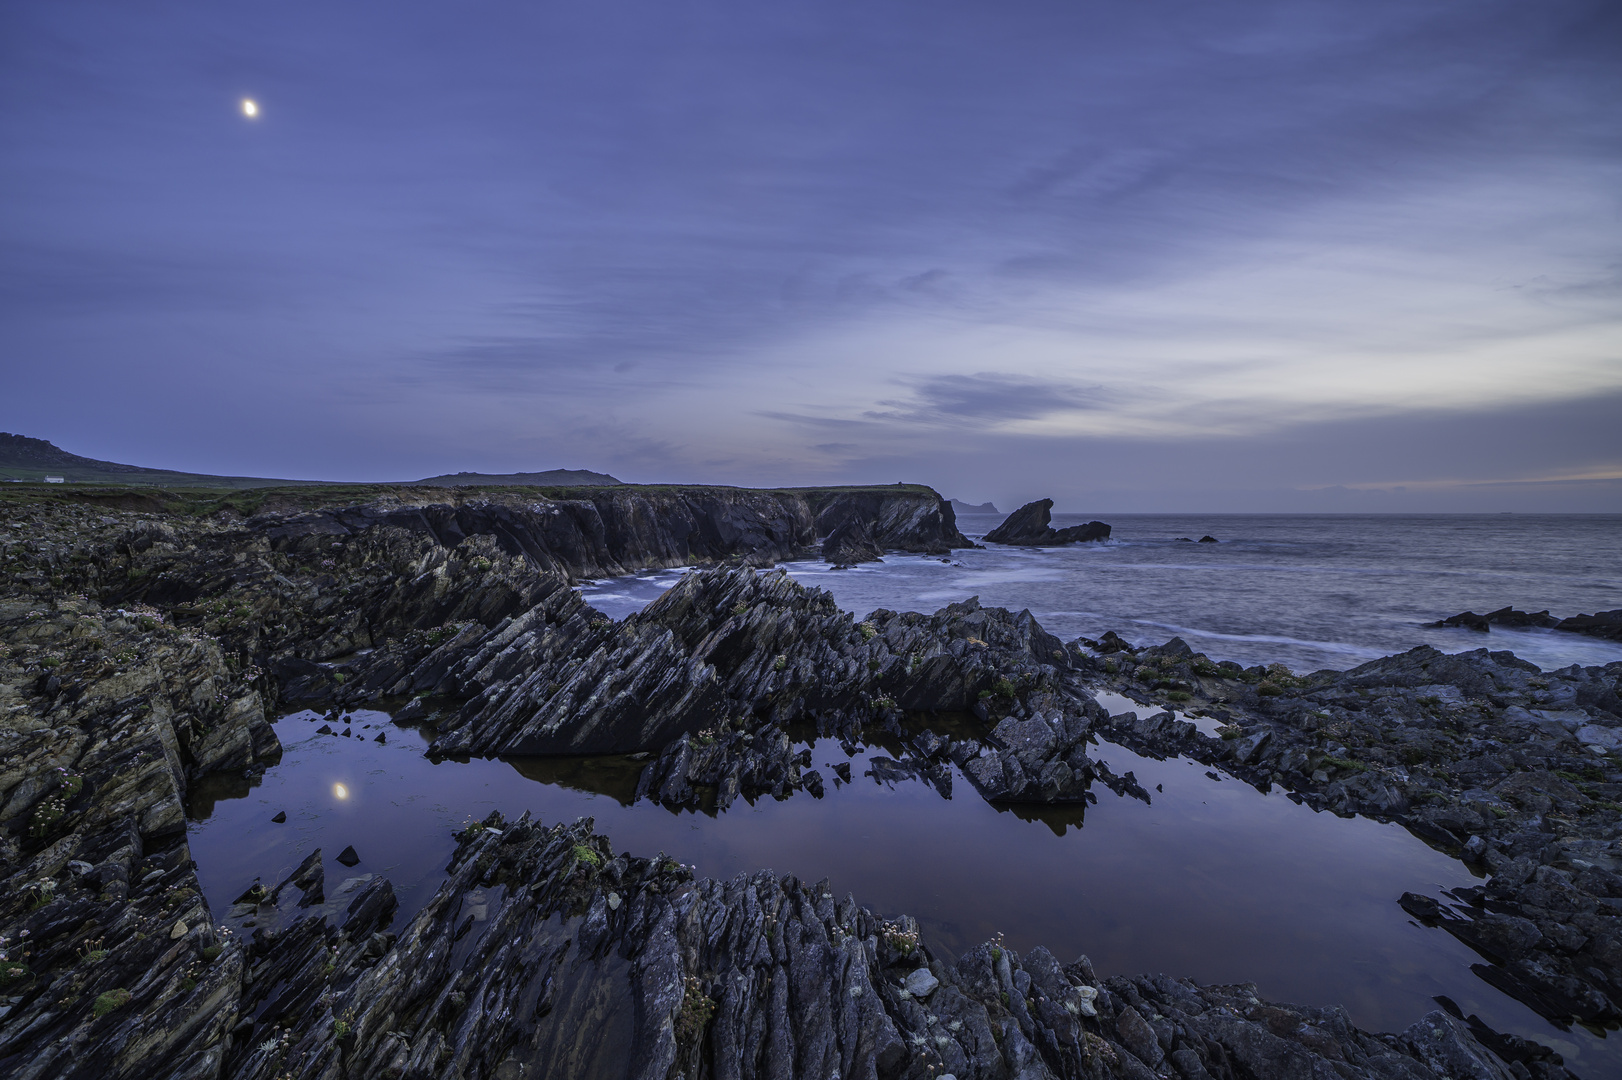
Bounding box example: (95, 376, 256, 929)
(0, 480, 947, 517)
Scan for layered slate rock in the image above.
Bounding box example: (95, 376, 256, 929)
(984, 499, 1110, 546)
(1083, 634, 1622, 1040)
(420, 567, 1074, 762)
(821, 516, 885, 565)
(0, 507, 275, 1080)
(810, 489, 970, 555)
(218, 811, 1539, 1080)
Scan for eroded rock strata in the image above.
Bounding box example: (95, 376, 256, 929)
(1083, 635, 1622, 1042)
(2, 492, 1617, 1077)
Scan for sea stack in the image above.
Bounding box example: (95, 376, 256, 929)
(984, 498, 1110, 545)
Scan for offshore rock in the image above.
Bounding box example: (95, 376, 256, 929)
(1432, 606, 1622, 642)
(984, 499, 1110, 546)
(1558, 609, 1622, 642)
(1432, 608, 1561, 632)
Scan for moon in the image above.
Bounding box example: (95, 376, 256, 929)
(241, 99, 259, 118)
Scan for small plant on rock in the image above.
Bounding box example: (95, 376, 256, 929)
(676, 975, 717, 1043)
(858, 621, 877, 641)
(570, 844, 603, 869)
(92, 988, 131, 1018)
(772, 653, 787, 672)
(880, 921, 919, 955)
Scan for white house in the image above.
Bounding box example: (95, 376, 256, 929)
(43, 476, 65, 483)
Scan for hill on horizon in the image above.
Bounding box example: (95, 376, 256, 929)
(0, 432, 319, 489)
(413, 468, 621, 487)
(0, 433, 622, 490)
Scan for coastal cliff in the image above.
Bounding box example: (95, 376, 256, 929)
(75, 482, 970, 585)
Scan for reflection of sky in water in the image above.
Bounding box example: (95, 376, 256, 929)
(578, 514, 1622, 673)
(188, 709, 1614, 1074)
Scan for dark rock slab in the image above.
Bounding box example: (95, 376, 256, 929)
(1558, 609, 1622, 642)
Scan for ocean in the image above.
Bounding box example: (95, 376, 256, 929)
(582, 513, 1622, 673)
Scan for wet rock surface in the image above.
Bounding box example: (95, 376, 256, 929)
(1432, 607, 1622, 642)
(1, 492, 1612, 1077)
(822, 517, 886, 566)
(983, 500, 1110, 547)
(1084, 633, 1622, 1049)
(1, 506, 271, 1079)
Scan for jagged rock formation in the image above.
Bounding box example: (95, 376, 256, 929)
(1084, 634, 1622, 1040)
(821, 516, 884, 565)
(984, 500, 1110, 546)
(412, 568, 1074, 769)
(0, 507, 275, 1079)
(216, 811, 1537, 1080)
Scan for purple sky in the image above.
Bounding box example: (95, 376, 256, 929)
(3, 1, 1619, 510)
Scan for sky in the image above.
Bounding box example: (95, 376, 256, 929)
(2, 0, 1619, 511)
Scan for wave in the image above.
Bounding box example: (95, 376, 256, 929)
(1127, 619, 1387, 659)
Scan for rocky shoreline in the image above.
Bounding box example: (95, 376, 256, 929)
(2, 489, 1618, 1078)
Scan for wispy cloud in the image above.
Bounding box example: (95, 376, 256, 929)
(865, 374, 1111, 426)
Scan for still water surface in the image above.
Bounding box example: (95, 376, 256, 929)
(190, 709, 1611, 1074)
